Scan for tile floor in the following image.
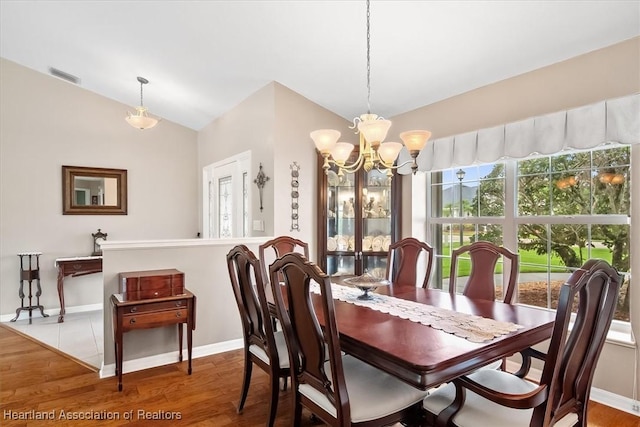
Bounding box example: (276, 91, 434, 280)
(3, 310, 103, 369)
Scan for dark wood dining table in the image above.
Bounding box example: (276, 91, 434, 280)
(308, 283, 556, 390)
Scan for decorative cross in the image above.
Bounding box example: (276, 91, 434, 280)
(254, 163, 270, 212)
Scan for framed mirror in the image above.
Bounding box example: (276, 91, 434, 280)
(62, 165, 128, 215)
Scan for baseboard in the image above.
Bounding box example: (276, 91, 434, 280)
(590, 388, 640, 417)
(99, 338, 244, 379)
(505, 360, 639, 417)
(0, 303, 102, 322)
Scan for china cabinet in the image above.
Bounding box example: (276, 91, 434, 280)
(317, 152, 401, 277)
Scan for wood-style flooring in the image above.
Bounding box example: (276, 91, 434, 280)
(0, 324, 637, 426)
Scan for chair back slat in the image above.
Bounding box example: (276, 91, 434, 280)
(534, 259, 622, 426)
(386, 237, 434, 288)
(449, 241, 519, 303)
(260, 236, 310, 283)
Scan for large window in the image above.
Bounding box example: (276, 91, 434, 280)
(429, 145, 631, 322)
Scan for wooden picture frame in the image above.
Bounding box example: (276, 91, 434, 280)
(62, 165, 128, 215)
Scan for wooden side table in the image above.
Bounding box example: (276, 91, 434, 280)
(11, 252, 49, 323)
(111, 269, 196, 391)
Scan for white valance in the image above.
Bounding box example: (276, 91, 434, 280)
(397, 93, 639, 174)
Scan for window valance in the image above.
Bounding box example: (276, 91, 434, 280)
(397, 93, 639, 174)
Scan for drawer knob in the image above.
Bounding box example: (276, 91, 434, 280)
(154, 292, 159, 296)
(130, 307, 137, 313)
(175, 301, 183, 307)
(176, 312, 182, 318)
(130, 318, 136, 324)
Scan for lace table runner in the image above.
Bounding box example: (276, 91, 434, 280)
(311, 283, 523, 343)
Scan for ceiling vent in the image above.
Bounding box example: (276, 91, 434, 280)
(48, 67, 80, 85)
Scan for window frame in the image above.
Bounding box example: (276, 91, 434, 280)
(423, 145, 634, 343)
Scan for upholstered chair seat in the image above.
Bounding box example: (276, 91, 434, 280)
(249, 329, 289, 369)
(423, 369, 578, 427)
(299, 354, 427, 423)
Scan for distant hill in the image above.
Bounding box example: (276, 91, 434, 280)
(442, 184, 477, 205)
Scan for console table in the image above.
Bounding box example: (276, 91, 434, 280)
(111, 269, 196, 391)
(55, 256, 103, 323)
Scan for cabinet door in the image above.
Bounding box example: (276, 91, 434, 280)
(361, 168, 394, 277)
(317, 152, 401, 277)
(324, 165, 357, 276)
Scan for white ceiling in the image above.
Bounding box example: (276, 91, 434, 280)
(1, 1, 639, 131)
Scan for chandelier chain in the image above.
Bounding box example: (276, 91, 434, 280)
(366, 0, 371, 114)
(139, 81, 144, 107)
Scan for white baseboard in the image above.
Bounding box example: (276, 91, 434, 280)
(0, 303, 102, 323)
(505, 360, 639, 417)
(99, 338, 244, 379)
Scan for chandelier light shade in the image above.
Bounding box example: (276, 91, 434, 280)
(125, 76, 159, 130)
(311, 0, 431, 178)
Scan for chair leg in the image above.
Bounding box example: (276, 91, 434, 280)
(267, 373, 280, 427)
(237, 354, 253, 413)
(293, 391, 303, 426)
(280, 375, 288, 391)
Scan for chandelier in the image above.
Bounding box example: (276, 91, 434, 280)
(311, 0, 431, 178)
(125, 76, 159, 130)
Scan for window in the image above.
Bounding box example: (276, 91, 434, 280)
(429, 145, 631, 322)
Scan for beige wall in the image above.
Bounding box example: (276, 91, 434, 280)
(197, 81, 350, 260)
(393, 37, 640, 400)
(0, 58, 199, 317)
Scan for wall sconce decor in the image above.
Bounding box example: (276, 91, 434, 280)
(290, 162, 300, 231)
(254, 163, 270, 212)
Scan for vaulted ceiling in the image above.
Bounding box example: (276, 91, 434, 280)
(1, 1, 638, 130)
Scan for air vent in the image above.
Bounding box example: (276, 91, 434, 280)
(48, 67, 81, 85)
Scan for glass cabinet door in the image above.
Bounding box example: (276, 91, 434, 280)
(361, 169, 392, 277)
(325, 166, 357, 276)
(317, 152, 401, 278)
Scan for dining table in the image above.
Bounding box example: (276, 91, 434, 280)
(271, 280, 556, 391)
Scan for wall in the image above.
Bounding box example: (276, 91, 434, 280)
(100, 239, 262, 368)
(0, 58, 199, 318)
(397, 36, 640, 239)
(393, 37, 640, 401)
(197, 81, 350, 260)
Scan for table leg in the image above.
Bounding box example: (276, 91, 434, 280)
(187, 310, 193, 375)
(178, 323, 183, 362)
(57, 269, 65, 323)
(116, 326, 123, 391)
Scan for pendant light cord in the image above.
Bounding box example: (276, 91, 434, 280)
(139, 81, 144, 107)
(366, 0, 371, 115)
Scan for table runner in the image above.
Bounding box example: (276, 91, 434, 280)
(311, 283, 523, 343)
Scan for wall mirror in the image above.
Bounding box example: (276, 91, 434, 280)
(62, 165, 128, 215)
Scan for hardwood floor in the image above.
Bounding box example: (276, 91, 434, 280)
(1, 324, 637, 426)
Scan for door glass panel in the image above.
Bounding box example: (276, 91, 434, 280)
(218, 176, 232, 238)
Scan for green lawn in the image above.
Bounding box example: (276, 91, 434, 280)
(441, 242, 612, 278)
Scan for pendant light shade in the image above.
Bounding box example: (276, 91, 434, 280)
(125, 76, 159, 130)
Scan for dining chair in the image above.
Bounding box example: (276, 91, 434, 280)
(423, 258, 622, 427)
(226, 245, 291, 427)
(259, 235, 310, 282)
(449, 241, 519, 303)
(269, 252, 428, 427)
(259, 235, 310, 328)
(385, 237, 434, 288)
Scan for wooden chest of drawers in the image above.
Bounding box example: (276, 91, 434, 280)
(111, 269, 195, 391)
